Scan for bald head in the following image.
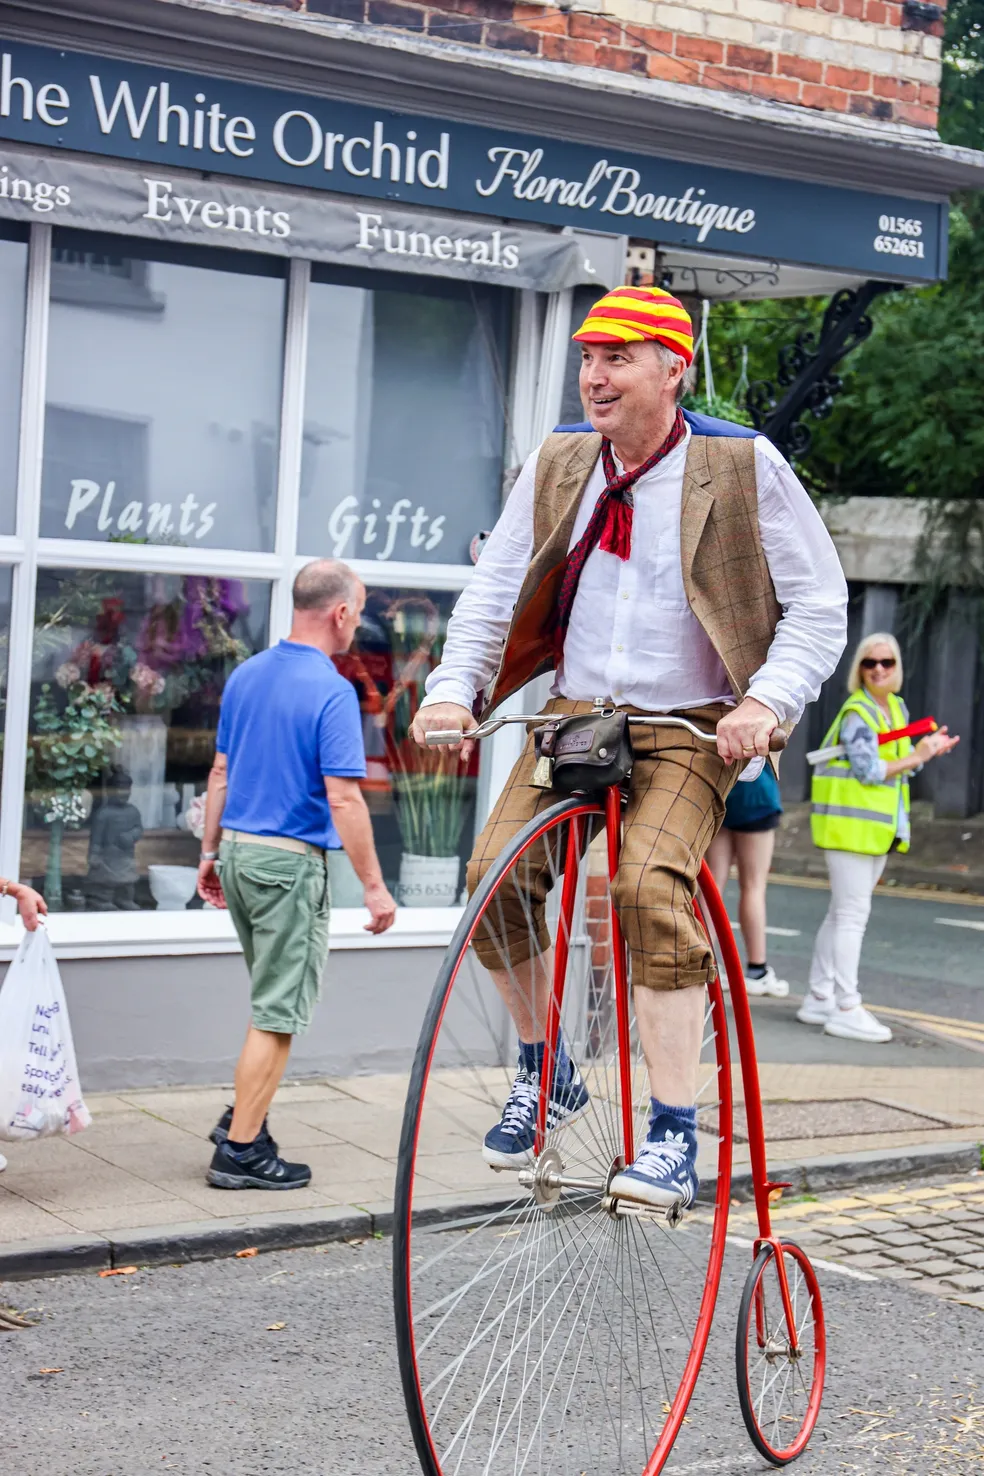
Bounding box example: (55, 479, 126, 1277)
(292, 559, 360, 613)
(289, 559, 365, 658)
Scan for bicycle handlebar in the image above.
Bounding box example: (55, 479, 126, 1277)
(424, 714, 787, 752)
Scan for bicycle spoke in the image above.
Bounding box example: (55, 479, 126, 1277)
(398, 803, 735, 1476)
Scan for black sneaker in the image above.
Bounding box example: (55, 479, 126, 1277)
(209, 1105, 279, 1156)
(206, 1139, 311, 1191)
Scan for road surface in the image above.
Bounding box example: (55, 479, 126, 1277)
(1, 1220, 981, 1476)
(729, 877, 984, 1068)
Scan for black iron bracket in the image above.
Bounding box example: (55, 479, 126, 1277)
(746, 281, 897, 459)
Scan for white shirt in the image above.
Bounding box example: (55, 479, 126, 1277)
(423, 427, 847, 741)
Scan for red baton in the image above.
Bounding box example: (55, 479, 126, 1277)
(876, 716, 937, 745)
(807, 715, 937, 767)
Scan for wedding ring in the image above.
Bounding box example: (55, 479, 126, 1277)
(741, 745, 755, 754)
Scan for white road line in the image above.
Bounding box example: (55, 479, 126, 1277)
(935, 916, 984, 932)
(728, 919, 801, 937)
(666, 1456, 759, 1474)
(726, 1233, 877, 1281)
(808, 1254, 878, 1282)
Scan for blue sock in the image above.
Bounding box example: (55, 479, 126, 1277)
(649, 1098, 697, 1139)
(519, 1036, 571, 1083)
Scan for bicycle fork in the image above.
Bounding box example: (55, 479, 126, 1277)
(695, 866, 801, 1358)
(527, 791, 649, 1218)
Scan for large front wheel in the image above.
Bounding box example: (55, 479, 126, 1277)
(394, 796, 734, 1476)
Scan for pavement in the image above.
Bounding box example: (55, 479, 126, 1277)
(1, 1177, 983, 1475)
(1, 875, 982, 1278)
(724, 1171, 984, 1308)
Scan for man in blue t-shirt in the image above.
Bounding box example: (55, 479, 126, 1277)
(197, 559, 396, 1191)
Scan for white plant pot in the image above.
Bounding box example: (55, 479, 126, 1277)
(119, 714, 168, 829)
(398, 853, 460, 909)
(327, 849, 365, 909)
(149, 864, 199, 911)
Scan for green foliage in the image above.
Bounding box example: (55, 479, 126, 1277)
(938, 0, 984, 149)
(682, 391, 754, 427)
(806, 196, 984, 503)
(696, 0, 984, 543)
(28, 681, 124, 805)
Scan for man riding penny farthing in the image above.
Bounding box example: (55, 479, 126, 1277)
(394, 287, 849, 1475)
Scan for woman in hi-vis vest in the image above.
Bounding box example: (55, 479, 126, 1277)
(801, 632, 960, 1043)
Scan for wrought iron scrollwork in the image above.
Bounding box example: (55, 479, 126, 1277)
(745, 282, 896, 458)
(660, 262, 781, 300)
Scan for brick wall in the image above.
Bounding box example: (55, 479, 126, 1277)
(209, 0, 944, 129)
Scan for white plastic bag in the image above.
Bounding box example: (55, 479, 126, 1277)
(0, 927, 90, 1140)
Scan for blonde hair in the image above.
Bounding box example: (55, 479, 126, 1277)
(848, 631, 903, 695)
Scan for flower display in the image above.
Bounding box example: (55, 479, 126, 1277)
(43, 790, 88, 828)
(182, 793, 207, 840)
(54, 661, 81, 689)
(336, 591, 476, 862)
(129, 662, 166, 698)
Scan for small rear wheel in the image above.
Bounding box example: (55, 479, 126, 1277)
(735, 1240, 826, 1465)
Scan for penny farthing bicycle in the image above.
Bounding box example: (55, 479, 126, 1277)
(394, 712, 826, 1476)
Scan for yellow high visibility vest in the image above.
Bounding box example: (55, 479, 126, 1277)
(810, 690, 913, 856)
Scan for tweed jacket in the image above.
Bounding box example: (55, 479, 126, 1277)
(482, 431, 784, 723)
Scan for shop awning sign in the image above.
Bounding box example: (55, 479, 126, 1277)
(0, 39, 947, 281)
(0, 147, 622, 291)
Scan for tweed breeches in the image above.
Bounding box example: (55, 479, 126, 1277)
(466, 699, 739, 991)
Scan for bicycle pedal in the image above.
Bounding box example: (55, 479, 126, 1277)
(608, 1196, 687, 1228)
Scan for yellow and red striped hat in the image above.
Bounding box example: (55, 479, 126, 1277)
(572, 285, 694, 365)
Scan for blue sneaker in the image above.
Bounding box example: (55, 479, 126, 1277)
(609, 1115, 699, 1210)
(483, 1061, 590, 1170)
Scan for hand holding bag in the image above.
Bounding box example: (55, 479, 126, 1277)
(0, 927, 91, 1141)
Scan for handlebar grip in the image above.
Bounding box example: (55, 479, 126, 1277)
(424, 730, 465, 746)
(768, 730, 788, 753)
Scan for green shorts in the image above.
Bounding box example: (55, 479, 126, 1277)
(218, 838, 331, 1037)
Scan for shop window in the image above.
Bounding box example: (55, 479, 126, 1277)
(0, 231, 28, 536)
(41, 233, 286, 552)
(50, 249, 165, 314)
(300, 274, 509, 566)
(333, 586, 479, 908)
(22, 568, 270, 913)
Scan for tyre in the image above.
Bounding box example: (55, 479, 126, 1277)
(735, 1239, 826, 1465)
(394, 795, 734, 1476)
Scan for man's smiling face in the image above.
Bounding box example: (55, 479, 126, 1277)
(578, 340, 684, 442)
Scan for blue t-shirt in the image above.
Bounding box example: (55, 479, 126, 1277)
(216, 641, 366, 849)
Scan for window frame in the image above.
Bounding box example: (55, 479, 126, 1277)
(0, 225, 560, 955)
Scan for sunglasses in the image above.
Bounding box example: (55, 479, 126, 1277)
(860, 657, 897, 671)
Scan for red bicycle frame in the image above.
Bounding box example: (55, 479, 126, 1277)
(534, 783, 802, 1351)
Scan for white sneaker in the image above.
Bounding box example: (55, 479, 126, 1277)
(746, 965, 790, 999)
(824, 1005, 893, 1043)
(0, 1152, 6, 1172)
(796, 993, 834, 1025)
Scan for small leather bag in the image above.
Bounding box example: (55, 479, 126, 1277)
(531, 709, 633, 794)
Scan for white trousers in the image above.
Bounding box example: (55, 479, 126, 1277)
(807, 849, 887, 1011)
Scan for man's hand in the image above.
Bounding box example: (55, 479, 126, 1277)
(715, 696, 779, 764)
(9, 882, 47, 931)
(363, 880, 397, 935)
(411, 702, 478, 761)
(197, 858, 227, 909)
